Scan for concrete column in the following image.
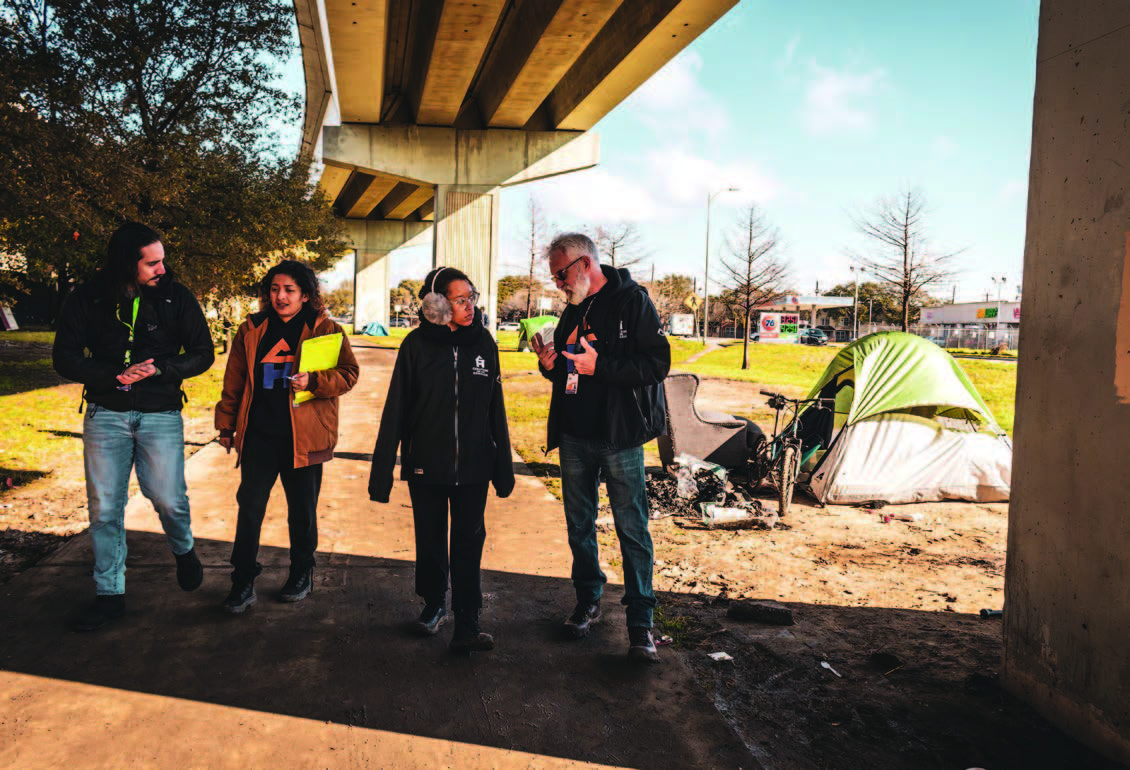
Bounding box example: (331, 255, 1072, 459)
(1005, 3, 1130, 763)
(433, 184, 500, 329)
(346, 220, 431, 328)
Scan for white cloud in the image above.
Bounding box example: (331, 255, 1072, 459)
(802, 62, 886, 136)
(776, 35, 801, 72)
(644, 146, 782, 208)
(533, 167, 663, 224)
(626, 50, 729, 140)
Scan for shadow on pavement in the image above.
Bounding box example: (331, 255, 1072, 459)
(2, 531, 755, 769)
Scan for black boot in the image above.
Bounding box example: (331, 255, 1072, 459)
(70, 594, 126, 632)
(175, 546, 204, 591)
(449, 610, 493, 653)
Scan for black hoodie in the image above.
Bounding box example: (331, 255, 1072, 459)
(53, 272, 215, 412)
(368, 308, 515, 502)
(540, 265, 670, 451)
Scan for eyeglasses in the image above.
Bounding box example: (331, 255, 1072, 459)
(553, 256, 585, 282)
(450, 291, 479, 310)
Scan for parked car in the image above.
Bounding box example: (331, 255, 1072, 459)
(749, 329, 760, 342)
(389, 317, 411, 328)
(499, 321, 520, 331)
(799, 328, 829, 346)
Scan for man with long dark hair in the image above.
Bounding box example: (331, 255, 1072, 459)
(53, 222, 215, 631)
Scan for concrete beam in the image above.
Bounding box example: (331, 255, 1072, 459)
(326, 0, 389, 123)
(346, 220, 431, 327)
(322, 125, 598, 188)
(472, 0, 623, 129)
(316, 164, 352, 202)
(542, 0, 737, 130)
(1004, 1, 1130, 764)
(416, 0, 507, 125)
(295, 0, 339, 158)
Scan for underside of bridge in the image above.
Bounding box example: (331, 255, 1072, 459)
(294, 0, 737, 327)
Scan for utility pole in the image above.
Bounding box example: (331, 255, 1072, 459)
(850, 265, 860, 339)
(703, 186, 739, 345)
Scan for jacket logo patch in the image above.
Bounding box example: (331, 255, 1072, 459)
(472, 355, 489, 377)
(619, 321, 627, 339)
(147, 323, 158, 331)
(414, 468, 424, 474)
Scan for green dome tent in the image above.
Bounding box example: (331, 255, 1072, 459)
(516, 315, 558, 352)
(797, 332, 1011, 504)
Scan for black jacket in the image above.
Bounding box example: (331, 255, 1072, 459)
(541, 265, 670, 451)
(368, 308, 515, 502)
(53, 272, 215, 412)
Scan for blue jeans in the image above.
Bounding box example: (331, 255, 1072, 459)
(559, 434, 656, 628)
(83, 406, 194, 595)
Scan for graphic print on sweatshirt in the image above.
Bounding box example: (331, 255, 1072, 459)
(259, 338, 295, 390)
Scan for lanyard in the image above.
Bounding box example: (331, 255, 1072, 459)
(566, 297, 596, 374)
(120, 296, 140, 367)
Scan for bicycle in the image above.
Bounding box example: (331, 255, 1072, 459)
(748, 391, 834, 517)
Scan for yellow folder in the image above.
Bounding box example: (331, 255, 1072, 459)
(293, 332, 343, 405)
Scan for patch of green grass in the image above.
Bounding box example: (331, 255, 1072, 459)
(0, 330, 56, 344)
(654, 604, 691, 648)
(680, 342, 840, 394)
(960, 359, 1017, 435)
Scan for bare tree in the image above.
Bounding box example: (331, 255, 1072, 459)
(718, 205, 791, 370)
(522, 196, 554, 319)
(593, 222, 649, 270)
(848, 187, 963, 331)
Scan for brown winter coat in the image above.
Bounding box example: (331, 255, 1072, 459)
(215, 309, 360, 468)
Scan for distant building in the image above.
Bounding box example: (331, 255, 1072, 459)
(921, 301, 1020, 328)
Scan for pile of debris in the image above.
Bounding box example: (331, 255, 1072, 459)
(647, 454, 778, 530)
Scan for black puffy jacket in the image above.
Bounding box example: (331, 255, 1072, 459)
(368, 309, 514, 502)
(53, 272, 215, 412)
(541, 265, 670, 451)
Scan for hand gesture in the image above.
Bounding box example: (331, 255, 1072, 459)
(117, 358, 156, 385)
(289, 372, 310, 392)
(561, 335, 598, 375)
(532, 334, 557, 370)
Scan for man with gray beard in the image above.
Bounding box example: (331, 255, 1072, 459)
(532, 232, 670, 663)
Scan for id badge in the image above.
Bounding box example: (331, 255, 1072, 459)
(565, 371, 579, 394)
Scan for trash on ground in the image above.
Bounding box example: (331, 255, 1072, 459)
(820, 661, 842, 677)
(656, 634, 674, 646)
(708, 651, 734, 661)
(726, 600, 795, 625)
(979, 608, 1003, 619)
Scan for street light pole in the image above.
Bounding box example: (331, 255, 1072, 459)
(991, 275, 1007, 342)
(703, 186, 739, 345)
(850, 266, 859, 339)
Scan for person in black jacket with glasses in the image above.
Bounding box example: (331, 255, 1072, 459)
(369, 267, 514, 653)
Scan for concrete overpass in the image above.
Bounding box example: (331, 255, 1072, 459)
(293, 0, 738, 327)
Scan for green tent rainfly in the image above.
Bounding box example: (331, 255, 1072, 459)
(797, 332, 1012, 505)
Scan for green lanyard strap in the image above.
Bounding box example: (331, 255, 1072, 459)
(120, 295, 140, 367)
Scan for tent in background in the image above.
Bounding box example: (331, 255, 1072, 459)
(517, 315, 558, 352)
(359, 320, 389, 336)
(797, 332, 1012, 505)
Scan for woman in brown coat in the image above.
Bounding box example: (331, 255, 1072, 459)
(215, 260, 359, 614)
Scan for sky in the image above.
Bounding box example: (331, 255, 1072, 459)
(318, 0, 1039, 305)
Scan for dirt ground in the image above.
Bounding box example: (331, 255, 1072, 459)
(0, 358, 1122, 769)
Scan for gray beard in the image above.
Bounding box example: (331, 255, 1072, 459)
(567, 272, 592, 306)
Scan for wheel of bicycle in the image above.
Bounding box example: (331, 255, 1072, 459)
(776, 444, 799, 518)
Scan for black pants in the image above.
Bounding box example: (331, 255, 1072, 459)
(407, 481, 489, 614)
(230, 428, 322, 583)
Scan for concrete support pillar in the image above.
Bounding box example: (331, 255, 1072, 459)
(433, 184, 501, 328)
(1004, 3, 1130, 763)
(346, 220, 430, 328)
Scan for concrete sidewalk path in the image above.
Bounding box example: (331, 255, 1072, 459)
(0, 340, 757, 769)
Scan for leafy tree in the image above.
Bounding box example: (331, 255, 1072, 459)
(323, 285, 353, 318)
(847, 187, 962, 331)
(823, 280, 941, 330)
(717, 205, 791, 369)
(647, 273, 696, 325)
(0, 0, 346, 323)
(390, 278, 422, 321)
(497, 274, 530, 307)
